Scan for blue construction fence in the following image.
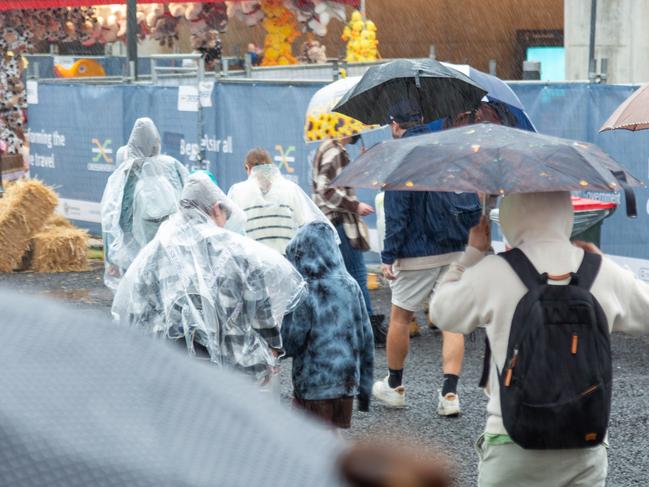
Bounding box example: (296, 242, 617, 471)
(27, 80, 649, 273)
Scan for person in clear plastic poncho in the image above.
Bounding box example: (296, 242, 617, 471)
(101, 118, 189, 291)
(228, 148, 336, 255)
(112, 172, 306, 384)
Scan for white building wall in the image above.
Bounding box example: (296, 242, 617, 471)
(565, 0, 649, 83)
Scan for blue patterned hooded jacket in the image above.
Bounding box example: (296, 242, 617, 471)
(282, 222, 374, 408)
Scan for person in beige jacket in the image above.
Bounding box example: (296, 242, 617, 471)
(429, 191, 649, 487)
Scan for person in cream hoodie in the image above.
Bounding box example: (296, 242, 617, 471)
(429, 191, 649, 487)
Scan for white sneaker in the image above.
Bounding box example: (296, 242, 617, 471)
(437, 391, 461, 417)
(372, 376, 406, 408)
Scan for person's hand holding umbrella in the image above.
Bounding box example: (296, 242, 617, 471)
(468, 215, 492, 253)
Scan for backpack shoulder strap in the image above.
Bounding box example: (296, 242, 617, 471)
(499, 248, 545, 290)
(571, 251, 602, 290)
(478, 335, 491, 388)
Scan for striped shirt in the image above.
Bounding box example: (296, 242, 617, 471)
(228, 165, 330, 254)
(240, 202, 297, 253)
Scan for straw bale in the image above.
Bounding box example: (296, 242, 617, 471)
(0, 179, 58, 272)
(30, 226, 89, 273)
(44, 213, 74, 229)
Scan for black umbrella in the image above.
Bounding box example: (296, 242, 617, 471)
(332, 58, 488, 125)
(331, 123, 642, 216)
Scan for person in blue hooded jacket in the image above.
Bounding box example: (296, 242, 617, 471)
(282, 222, 374, 429)
(372, 101, 481, 417)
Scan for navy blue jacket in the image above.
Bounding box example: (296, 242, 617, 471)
(381, 125, 482, 265)
(282, 222, 374, 406)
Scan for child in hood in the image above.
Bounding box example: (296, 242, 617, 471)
(282, 221, 374, 429)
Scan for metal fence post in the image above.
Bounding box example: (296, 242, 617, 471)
(488, 59, 497, 76)
(151, 58, 157, 84)
(198, 56, 205, 82)
(127, 0, 138, 80)
(598, 58, 608, 84)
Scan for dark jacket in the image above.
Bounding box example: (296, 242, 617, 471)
(282, 222, 374, 408)
(381, 125, 481, 265)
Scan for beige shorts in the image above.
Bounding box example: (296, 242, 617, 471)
(389, 265, 449, 312)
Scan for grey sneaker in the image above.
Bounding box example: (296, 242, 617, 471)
(437, 391, 460, 417)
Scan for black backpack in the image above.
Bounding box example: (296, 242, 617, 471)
(479, 248, 612, 449)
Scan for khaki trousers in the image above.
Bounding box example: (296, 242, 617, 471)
(476, 435, 608, 487)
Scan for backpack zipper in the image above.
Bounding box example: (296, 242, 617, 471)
(571, 333, 579, 355)
(504, 348, 519, 387)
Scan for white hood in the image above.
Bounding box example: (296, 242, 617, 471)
(126, 118, 161, 160)
(500, 191, 574, 247)
(499, 191, 578, 276)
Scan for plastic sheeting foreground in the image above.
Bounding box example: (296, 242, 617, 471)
(27, 80, 649, 277)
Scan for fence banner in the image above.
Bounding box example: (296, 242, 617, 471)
(510, 83, 649, 278)
(28, 80, 649, 277)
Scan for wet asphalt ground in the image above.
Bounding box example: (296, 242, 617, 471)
(1, 264, 649, 486)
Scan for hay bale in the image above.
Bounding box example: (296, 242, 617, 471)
(44, 213, 74, 229)
(0, 179, 58, 272)
(31, 226, 89, 273)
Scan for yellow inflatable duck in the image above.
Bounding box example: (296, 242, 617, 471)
(54, 59, 106, 78)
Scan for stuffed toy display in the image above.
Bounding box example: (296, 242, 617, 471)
(0, 21, 30, 157)
(298, 36, 327, 64)
(0, 2, 363, 154)
(341, 9, 379, 62)
(290, 0, 345, 37)
(188, 3, 227, 69)
(258, 0, 299, 66)
(229, 0, 348, 67)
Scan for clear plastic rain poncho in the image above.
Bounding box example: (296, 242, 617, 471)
(227, 164, 337, 254)
(101, 118, 189, 291)
(112, 172, 306, 383)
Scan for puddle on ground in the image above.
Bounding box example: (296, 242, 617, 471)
(41, 288, 109, 305)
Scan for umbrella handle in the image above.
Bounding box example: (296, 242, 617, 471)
(481, 193, 497, 216)
(612, 170, 637, 218)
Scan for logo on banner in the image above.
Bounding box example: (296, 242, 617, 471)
(274, 144, 296, 174)
(88, 138, 115, 172)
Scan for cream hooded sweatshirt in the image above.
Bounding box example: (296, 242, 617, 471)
(430, 191, 649, 435)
